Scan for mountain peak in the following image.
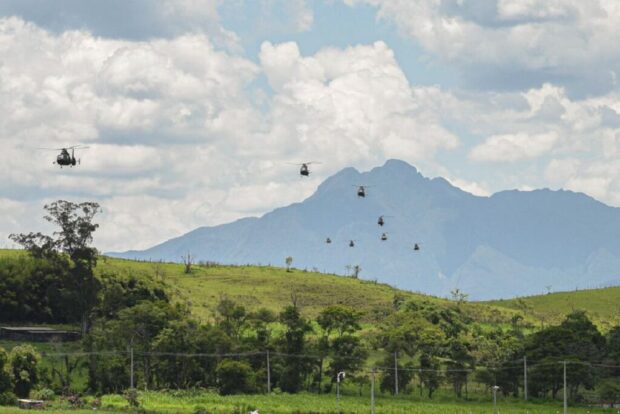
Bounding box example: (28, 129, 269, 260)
(110, 160, 620, 300)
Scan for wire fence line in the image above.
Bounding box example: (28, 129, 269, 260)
(35, 348, 620, 413)
(40, 349, 620, 371)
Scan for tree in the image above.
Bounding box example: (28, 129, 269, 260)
(181, 252, 193, 274)
(216, 297, 248, 340)
(598, 378, 620, 408)
(278, 305, 312, 393)
(418, 353, 442, 398)
(285, 256, 293, 272)
(87, 300, 185, 391)
(316, 305, 365, 391)
(8, 345, 40, 398)
(317, 305, 361, 338)
(352, 265, 361, 279)
(450, 289, 468, 306)
(9, 200, 101, 335)
(526, 311, 605, 400)
(153, 320, 232, 389)
(216, 360, 255, 395)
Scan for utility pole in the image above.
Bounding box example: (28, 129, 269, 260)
(129, 344, 134, 389)
(266, 350, 271, 393)
(524, 356, 528, 401)
(394, 351, 399, 395)
(337, 371, 345, 414)
(370, 369, 375, 414)
(492, 385, 500, 414)
(563, 361, 568, 414)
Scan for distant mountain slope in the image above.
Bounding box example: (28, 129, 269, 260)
(109, 160, 620, 299)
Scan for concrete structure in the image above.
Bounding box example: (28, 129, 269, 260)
(0, 326, 80, 342)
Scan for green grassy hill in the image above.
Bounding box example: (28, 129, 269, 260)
(3, 249, 620, 329)
(96, 255, 519, 326)
(486, 287, 620, 330)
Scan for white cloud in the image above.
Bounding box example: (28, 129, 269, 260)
(469, 131, 559, 162)
(346, 0, 620, 95)
(0, 19, 458, 251)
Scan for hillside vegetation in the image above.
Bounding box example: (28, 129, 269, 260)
(95, 255, 522, 325)
(487, 287, 620, 329)
(3, 248, 620, 328)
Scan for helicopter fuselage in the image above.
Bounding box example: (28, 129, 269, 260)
(56, 149, 76, 166)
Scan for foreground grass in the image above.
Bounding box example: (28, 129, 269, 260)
(0, 391, 614, 414)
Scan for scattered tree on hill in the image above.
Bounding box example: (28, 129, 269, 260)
(9, 200, 101, 334)
(352, 265, 362, 279)
(181, 252, 193, 274)
(285, 256, 293, 272)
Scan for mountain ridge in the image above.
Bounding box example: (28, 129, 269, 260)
(108, 159, 620, 299)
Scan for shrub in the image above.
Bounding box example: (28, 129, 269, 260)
(124, 388, 140, 408)
(31, 388, 55, 401)
(0, 348, 12, 395)
(8, 345, 40, 398)
(216, 360, 255, 395)
(0, 392, 17, 406)
(193, 405, 208, 414)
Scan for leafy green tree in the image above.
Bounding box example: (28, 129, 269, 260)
(216, 360, 255, 395)
(216, 297, 248, 340)
(277, 305, 312, 393)
(604, 326, 620, 378)
(285, 256, 293, 272)
(315, 305, 366, 391)
(598, 378, 620, 408)
(379, 356, 415, 395)
(9, 201, 101, 334)
(418, 353, 442, 398)
(526, 310, 605, 400)
(88, 300, 185, 391)
(445, 337, 474, 398)
(8, 345, 40, 398)
(153, 320, 232, 388)
(317, 305, 361, 338)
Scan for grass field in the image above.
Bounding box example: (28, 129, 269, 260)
(487, 287, 620, 329)
(0, 390, 613, 414)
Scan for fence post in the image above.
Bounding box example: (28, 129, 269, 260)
(370, 369, 375, 414)
(266, 350, 271, 393)
(394, 351, 399, 396)
(524, 356, 528, 401)
(130, 345, 134, 389)
(563, 361, 567, 414)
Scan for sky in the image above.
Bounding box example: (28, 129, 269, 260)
(2, 0, 620, 251)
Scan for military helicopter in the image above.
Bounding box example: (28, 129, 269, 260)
(413, 243, 421, 251)
(289, 162, 321, 177)
(39, 145, 89, 167)
(380, 232, 388, 241)
(325, 237, 332, 244)
(349, 240, 356, 247)
(377, 215, 393, 226)
(353, 185, 372, 198)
